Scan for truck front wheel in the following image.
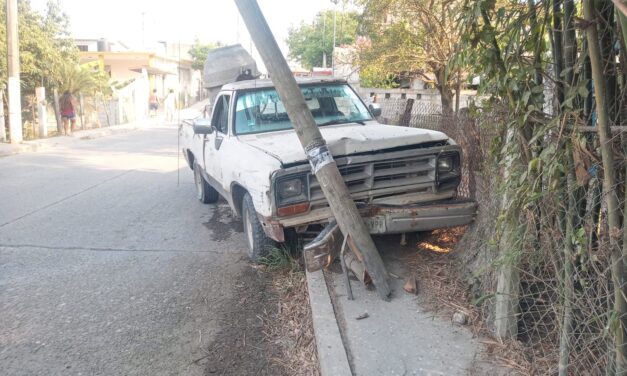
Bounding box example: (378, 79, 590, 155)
(193, 163, 219, 204)
(241, 193, 273, 262)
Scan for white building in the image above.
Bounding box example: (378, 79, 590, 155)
(76, 38, 202, 122)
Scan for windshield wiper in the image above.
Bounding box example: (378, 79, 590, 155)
(318, 119, 366, 126)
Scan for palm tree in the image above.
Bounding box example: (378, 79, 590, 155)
(55, 62, 110, 96)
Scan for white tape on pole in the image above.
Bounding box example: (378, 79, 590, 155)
(306, 145, 334, 174)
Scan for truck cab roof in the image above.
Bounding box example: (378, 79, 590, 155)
(222, 77, 348, 91)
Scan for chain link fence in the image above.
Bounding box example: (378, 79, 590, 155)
(506, 136, 618, 375)
(375, 96, 624, 375)
(374, 98, 489, 200)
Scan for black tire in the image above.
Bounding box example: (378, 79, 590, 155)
(193, 163, 219, 204)
(241, 192, 274, 262)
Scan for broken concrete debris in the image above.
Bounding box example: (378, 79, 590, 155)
(403, 275, 418, 295)
(452, 311, 469, 325)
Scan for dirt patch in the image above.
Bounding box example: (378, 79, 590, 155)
(399, 229, 528, 375)
(259, 260, 319, 375)
(202, 263, 283, 376)
(203, 202, 243, 242)
(400, 228, 476, 314)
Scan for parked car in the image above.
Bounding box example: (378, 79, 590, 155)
(179, 77, 476, 261)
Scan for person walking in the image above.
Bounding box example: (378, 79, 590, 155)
(148, 89, 160, 117)
(164, 89, 176, 123)
(60, 91, 78, 135)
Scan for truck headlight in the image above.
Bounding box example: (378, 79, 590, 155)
(278, 178, 303, 199)
(276, 176, 308, 207)
(437, 156, 454, 172)
(436, 152, 461, 191)
(437, 153, 460, 175)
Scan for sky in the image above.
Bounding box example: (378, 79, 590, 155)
(30, 0, 339, 68)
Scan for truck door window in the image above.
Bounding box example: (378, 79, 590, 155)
(212, 95, 231, 134)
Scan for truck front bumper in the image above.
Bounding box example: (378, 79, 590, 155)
(300, 199, 477, 272)
(360, 199, 477, 234)
(259, 198, 477, 242)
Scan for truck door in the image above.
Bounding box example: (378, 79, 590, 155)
(203, 93, 231, 186)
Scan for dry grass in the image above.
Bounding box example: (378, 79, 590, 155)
(259, 260, 320, 376)
(401, 227, 533, 375)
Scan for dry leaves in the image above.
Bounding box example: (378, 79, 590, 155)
(402, 227, 532, 375)
(261, 268, 320, 376)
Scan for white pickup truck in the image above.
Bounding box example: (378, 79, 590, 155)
(179, 77, 476, 261)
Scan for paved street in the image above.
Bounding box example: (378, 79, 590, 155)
(0, 125, 276, 375)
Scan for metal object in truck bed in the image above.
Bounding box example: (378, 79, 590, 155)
(203, 44, 258, 89)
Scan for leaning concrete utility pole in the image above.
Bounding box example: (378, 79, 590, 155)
(6, 0, 22, 144)
(234, 0, 391, 300)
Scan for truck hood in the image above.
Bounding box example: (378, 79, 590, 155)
(237, 121, 450, 165)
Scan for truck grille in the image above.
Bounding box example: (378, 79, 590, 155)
(308, 154, 437, 202)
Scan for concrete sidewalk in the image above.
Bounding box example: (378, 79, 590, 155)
(307, 238, 512, 376)
(0, 102, 206, 158)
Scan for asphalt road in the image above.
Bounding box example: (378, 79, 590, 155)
(0, 125, 269, 375)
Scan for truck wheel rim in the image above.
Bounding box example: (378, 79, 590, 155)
(244, 211, 254, 251)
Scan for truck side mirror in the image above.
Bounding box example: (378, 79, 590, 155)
(193, 118, 214, 134)
(369, 103, 382, 117)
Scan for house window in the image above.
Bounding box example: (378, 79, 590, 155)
(416, 94, 422, 100)
(401, 93, 406, 99)
(385, 93, 391, 99)
(77, 45, 88, 52)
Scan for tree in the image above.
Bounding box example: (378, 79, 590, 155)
(357, 0, 464, 114)
(41, 0, 79, 85)
(0, 0, 109, 129)
(286, 9, 359, 70)
(0, 0, 79, 93)
(188, 39, 221, 71)
(457, 0, 626, 373)
(57, 62, 110, 96)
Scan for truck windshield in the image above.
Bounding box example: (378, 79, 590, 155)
(234, 84, 372, 135)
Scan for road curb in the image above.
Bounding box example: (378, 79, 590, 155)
(71, 125, 141, 140)
(306, 269, 352, 376)
(0, 142, 40, 158)
(0, 125, 143, 158)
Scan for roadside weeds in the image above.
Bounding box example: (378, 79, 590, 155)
(257, 247, 320, 376)
(254, 228, 531, 376)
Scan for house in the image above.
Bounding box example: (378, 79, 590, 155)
(75, 38, 130, 52)
(77, 38, 201, 122)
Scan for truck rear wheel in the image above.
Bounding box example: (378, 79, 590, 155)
(242, 192, 273, 262)
(193, 163, 219, 204)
